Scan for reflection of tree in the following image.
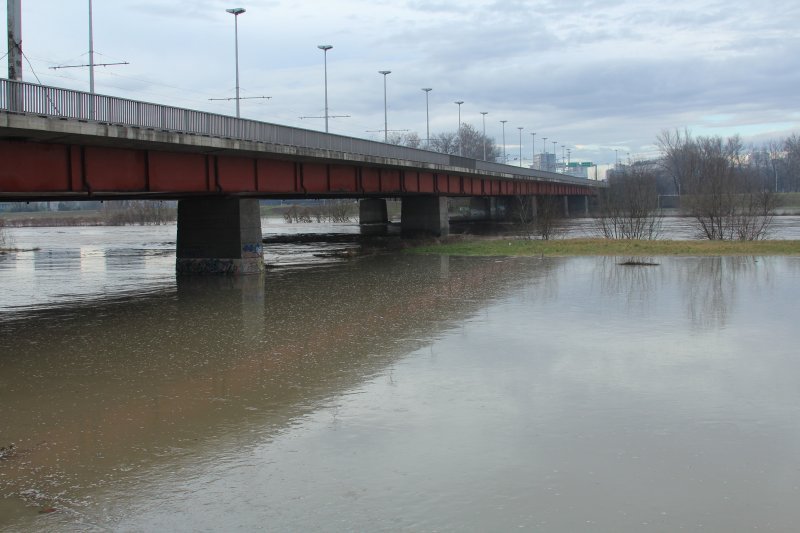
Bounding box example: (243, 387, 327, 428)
(680, 257, 770, 331)
(594, 256, 665, 316)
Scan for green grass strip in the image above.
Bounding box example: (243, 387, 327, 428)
(408, 238, 800, 257)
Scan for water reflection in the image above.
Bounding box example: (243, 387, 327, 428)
(591, 256, 788, 331)
(0, 254, 546, 527)
(2, 232, 800, 530)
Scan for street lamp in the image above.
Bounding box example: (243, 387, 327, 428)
(500, 120, 508, 164)
(480, 111, 488, 160)
(517, 127, 524, 167)
(89, 0, 95, 94)
(318, 44, 332, 133)
(454, 101, 464, 156)
(379, 70, 391, 142)
(422, 88, 432, 147)
(542, 136, 548, 160)
(226, 7, 246, 118)
(530, 132, 536, 169)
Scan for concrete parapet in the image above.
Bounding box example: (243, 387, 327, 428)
(176, 198, 264, 275)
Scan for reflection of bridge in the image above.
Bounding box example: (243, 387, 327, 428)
(1, 79, 603, 273)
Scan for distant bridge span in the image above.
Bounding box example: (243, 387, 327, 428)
(1, 79, 603, 273)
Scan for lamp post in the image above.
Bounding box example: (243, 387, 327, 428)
(480, 111, 488, 160)
(454, 101, 464, 156)
(615, 149, 619, 167)
(422, 88, 432, 147)
(317, 44, 332, 133)
(542, 136, 548, 160)
(500, 120, 507, 164)
(7, 0, 22, 81)
(517, 127, 524, 167)
(88, 0, 95, 94)
(530, 132, 536, 169)
(379, 70, 391, 142)
(226, 7, 246, 118)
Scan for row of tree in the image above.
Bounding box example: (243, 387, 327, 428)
(388, 123, 502, 161)
(598, 130, 786, 240)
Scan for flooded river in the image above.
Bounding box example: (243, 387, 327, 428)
(2, 221, 800, 531)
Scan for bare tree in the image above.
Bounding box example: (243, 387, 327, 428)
(595, 162, 663, 239)
(657, 128, 699, 195)
(677, 134, 776, 240)
(387, 131, 422, 149)
(513, 195, 536, 239)
(429, 131, 458, 155)
(0, 218, 12, 250)
(535, 196, 564, 240)
(511, 194, 563, 240)
(429, 124, 500, 161)
(102, 200, 176, 226)
(785, 133, 800, 192)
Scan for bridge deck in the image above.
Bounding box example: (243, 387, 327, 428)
(1, 79, 603, 201)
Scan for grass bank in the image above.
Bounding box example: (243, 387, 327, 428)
(408, 238, 800, 257)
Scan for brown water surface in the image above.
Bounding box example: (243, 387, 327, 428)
(1, 224, 800, 531)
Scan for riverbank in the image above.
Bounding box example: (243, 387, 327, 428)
(408, 237, 800, 256)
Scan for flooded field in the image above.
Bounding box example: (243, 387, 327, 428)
(1, 220, 800, 531)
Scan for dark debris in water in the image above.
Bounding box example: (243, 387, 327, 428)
(619, 260, 660, 266)
(0, 444, 16, 460)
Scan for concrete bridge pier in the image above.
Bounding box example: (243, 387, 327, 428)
(567, 195, 590, 217)
(468, 196, 491, 219)
(176, 198, 264, 275)
(487, 197, 512, 221)
(401, 196, 449, 237)
(359, 198, 389, 225)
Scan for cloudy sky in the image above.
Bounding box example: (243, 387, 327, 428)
(9, 0, 800, 167)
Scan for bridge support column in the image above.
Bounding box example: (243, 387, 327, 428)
(468, 197, 490, 219)
(359, 198, 388, 225)
(176, 198, 264, 275)
(566, 195, 590, 217)
(401, 196, 449, 237)
(488, 197, 514, 221)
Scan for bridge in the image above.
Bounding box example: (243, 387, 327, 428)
(1, 79, 603, 273)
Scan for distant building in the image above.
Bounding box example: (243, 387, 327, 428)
(532, 153, 557, 172)
(561, 164, 590, 179)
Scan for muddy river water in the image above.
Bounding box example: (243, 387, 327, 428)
(1, 221, 800, 531)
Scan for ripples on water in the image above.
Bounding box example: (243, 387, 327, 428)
(1, 219, 800, 531)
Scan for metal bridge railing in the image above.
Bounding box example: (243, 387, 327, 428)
(1, 78, 600, 187)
